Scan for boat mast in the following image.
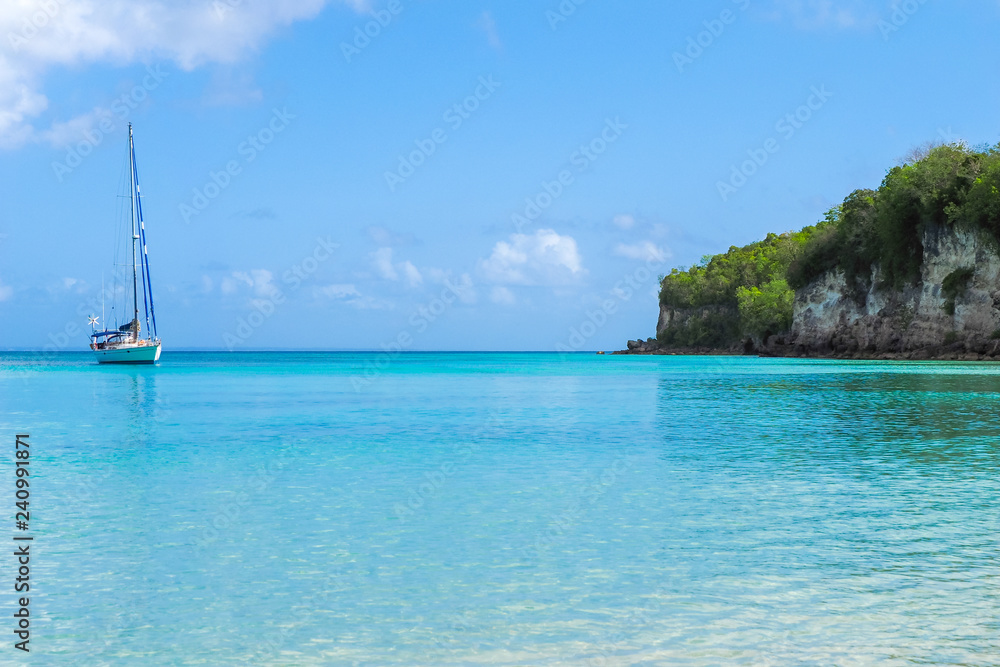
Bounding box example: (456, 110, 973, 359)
(128, 123, 139, 333)
(132, 131, 156, 339)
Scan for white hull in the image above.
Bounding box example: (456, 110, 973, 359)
(93, 341, 161, 364)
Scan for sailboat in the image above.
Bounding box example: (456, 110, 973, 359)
(89, 123, 162, 364)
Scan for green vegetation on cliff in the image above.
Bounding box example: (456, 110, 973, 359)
(787, 143, 1000, 290)
(657, 142, 1000, 349)
(657, 225, 826, 347)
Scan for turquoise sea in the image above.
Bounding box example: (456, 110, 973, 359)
(1, 352, 998, 665)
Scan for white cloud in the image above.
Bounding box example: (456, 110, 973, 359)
(201, 67, 263, 107)
(423, 269, 477, 304)
(221, 269, 276, 297)
(58, 277, 89, 293)
(613, 241, 669, 263)
(0, 277, 12, 301)
(371, 247, 398, 281)
(318, 283, 360, 299)
(424, 267, 451, 284)
(479, 229, 585, 286)
(314, 283, 391, 309)
(0, 61, 48, 149)
(223, 271, 252, 294)
(248, 269, 278, 297)
(400, 260, 422, 288)
(346, 295, 393, 310)
(36, 107, 111, 147)
(477, 10, 502, 51)
(367, 225, 418, 247)
(613, 214, 635, 230)
(447, 273, 478, 305)
(766, 0, 880, 30)
(340, 0, 373, 11)
(490, 286, 515, 306)
(371, 247, 423, 288)
(0, 0, 365, 149)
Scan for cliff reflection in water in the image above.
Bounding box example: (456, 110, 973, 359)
(655, 357, 1000, 473)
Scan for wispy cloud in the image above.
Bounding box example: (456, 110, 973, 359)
(371, 247, 398, 281)
(230, 207, 277, 220)
(370, 247, 424, 288)
(60, 277, 89, 294)
(613, 241, 670, 263)
(340, 0, 374, 11)
(490, 286, 515, 306)
(400, 260, 423, 288)
(318, 283, 360, 299)
(201, 66, 264, 107)
(367, 225, 419, 247)
(477, 10, 503, 52)
(36, 107, 111, 147)
(612, 214, 635, 230)
(0, 0, 365, 149)
(314, 283, 392, 309)
(221, 269, 278, 298)
(765, 0, 882, 30)
(345, 296, 394, 310)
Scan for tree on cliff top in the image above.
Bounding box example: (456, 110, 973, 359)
(657, 227, 824, 347)
(789, 142, 1000, 290)
(657, 141, 1000, 349)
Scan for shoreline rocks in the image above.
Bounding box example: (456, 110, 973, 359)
(614, 338, 1000, 361)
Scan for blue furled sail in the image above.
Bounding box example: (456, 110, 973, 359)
(131, 131, 157, 338)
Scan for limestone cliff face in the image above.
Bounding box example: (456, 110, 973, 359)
(656, 304, 735, 333)
(791, 224, 1000, 353)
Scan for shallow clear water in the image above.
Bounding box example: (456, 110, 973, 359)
(1, 352, 998, 665)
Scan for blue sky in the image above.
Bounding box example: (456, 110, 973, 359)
(0, 0, 997, 351)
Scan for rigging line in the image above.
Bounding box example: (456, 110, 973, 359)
(112, 149, 130, 328)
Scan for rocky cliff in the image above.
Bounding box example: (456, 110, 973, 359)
(624, 143, 1000, 358)
(623, 223, 1000, 359)
(789, 223, 1000, 358)
(620, 305, 743, 355)
(657, 304, 737, 336)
